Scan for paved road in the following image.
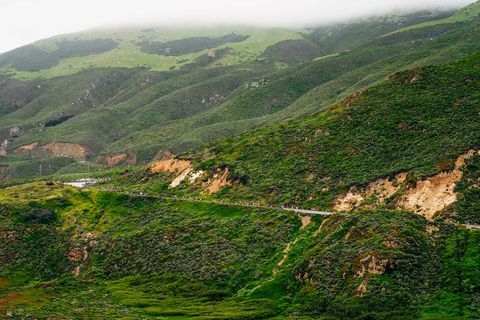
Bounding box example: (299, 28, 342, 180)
(77, 185, 480, 227)
(91, 187, 336, 216)
(458, 224, 480, 230)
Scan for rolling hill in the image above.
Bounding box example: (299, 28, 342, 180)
(1, 3, 480, 181)
(1, 2, 480, 319)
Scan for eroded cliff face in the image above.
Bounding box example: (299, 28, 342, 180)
(334, 150, 480, 219)
(12, 141, 90, 160)
(148, 158, 232, 194)
(149, 159, 193, 174)
(41, 143, 90, 160)
(97, 152, 137, 166)
(204, 168, 231, 194)
(334, 172, 407, 212)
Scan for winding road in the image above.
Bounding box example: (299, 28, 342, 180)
(91, 187, 336, 216)
(74, 184, 480, 229)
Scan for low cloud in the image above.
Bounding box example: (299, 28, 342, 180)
(0, 0, 476, 52)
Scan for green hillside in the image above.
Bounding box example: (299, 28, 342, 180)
(0, 183, 478, 319)
(112, 51, 480, 226)
(388, 0, 480, 35)
(1, 3, 480, 319)
(0, 26, 302, 79)
(1, 4, 480, 182)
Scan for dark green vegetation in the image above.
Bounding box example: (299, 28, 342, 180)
(0, 39, 119, 71)
(306, 9, 454, 54)
(117, 51, 480, 225)
(1, 3, 480, 318)
(1, 2, 480, 181)
(0, 183, 478, 319)
(263, 40, 323, 64)
(445, 156, 480, 225)
(138, 33, 250, 56)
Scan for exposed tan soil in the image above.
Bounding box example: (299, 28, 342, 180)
(299, 215, 312, 230)
(334, 150, 479, 219)
(0, 231, 18, 239)
(313, 218, 331, 237)
(399, 150, 479, 219)
(355, 254, 389, 278)
(356, 279, 368, 297)
(15, 142, 39, 153)
(277, 243, 291, 267)
(426, 225, 440, 234)
(170, 168, 193, 188)
(149, 159, 192, 174)
(41, 143, 89, 159)
(97, 152, 137, 166)
(204, 168, 231, 194)
(188, 170, 206, 183)
(334, 172, 406, 211)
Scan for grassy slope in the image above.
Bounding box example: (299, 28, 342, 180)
(387, 1, 480, 35)
(103, 16, 480, 159)
(2, 7, 480, 181)
(115, 52, 480, 219)
(0, 26, 302, 80)
(0, 183, 478, 318)
(307, 9, 455, 54)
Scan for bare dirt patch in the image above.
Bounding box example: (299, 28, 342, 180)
(170, 168, 193, 188)
(399, 150, 479, 219)
(97, 152, 137, 166)
(334, 150, 479, 219)
(149, 159, 192, 174)
(299, 215, 312, 230)
(15, 142, 39, 153)
(277, 243, 291, 267)
(204, 168, 231, 194)
(355, 254, 389, 278)
(41, 143, 89, 159)
(334, 172, 406, 211)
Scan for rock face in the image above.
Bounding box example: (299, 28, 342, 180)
(334, 172, 407, 211)
(398, 150, 480, 219)
(41, 143, 89, 160)
(9, 127, 22, 137)
(334, 150, 480, 219)
(149, 158, 231, 193)
(149, 159, 192, 174)
(204, 168, 231, 194)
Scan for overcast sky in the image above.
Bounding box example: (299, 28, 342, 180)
(0, 0, 476, 53)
